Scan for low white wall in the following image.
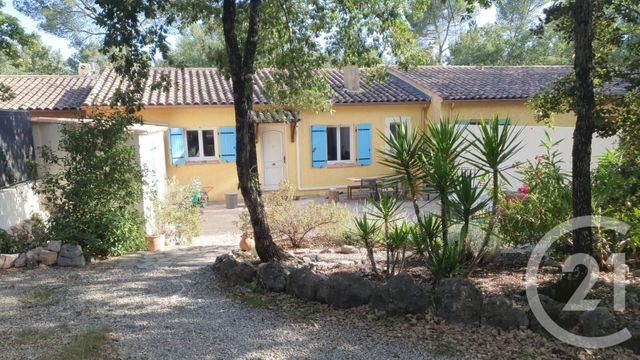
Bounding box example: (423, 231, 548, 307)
(460, 125, 617, 189)
(0, 181, 42, 230)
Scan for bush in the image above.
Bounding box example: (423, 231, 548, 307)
(35, 111, 146, 258)
(497, 134, 572, 247)
(0, 214, 49, 254)
(153, 177, 201, 245)
(237, 181, 350, 248)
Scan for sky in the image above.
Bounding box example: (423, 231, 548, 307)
(3, 2, 498, 60)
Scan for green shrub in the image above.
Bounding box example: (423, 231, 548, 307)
(497, 134, 572, 247)
(154, 177, 201, 245)
(35, 111, 146, 258)
(0, 214, 49, 254)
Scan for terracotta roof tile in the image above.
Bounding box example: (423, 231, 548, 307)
(0, 75, 95, 110)
(85, 67, 430, 107)
(392, 66, 573, 100)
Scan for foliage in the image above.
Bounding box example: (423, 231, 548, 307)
(153, 177, 202, 245)
(384, 221, 410, 275)
(412, 214, 465, 279)
(378, 122, 424, 217)
(353, 213, 381, 275)
(450, 0, 572, 65)
(237, 182, 350, 249)
(0, 34, 71, 75)
(160, 23, 225, 68)
(497, 134, 572, 247)
(368, 193, 404, 275)
(35, 111, 145, 258)
(406, 0, 475, 64)
(0, 214, 49, 254)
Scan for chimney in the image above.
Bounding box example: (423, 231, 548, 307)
(78, 62, 99, 76)
(342, 65, 361, 92)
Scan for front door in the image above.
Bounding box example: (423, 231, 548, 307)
(262, 129, 285, 190)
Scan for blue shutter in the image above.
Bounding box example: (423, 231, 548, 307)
(310, 125, 327, 168)
(168, 128, 185, 166)
(219, 126, 236, 162)
(356, 124, 372, 166)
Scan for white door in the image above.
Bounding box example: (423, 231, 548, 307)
(262, 129, 285, 190)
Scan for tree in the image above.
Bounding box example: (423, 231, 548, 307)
(450, 0, 573, 65)
(160, 24, 225, 67)
(66, 42, 110, 72)
(530, 0, 640, 257)
(0, 34, 71, 75)
(406, 0, 474, 64)
(15, 0, 104, 48)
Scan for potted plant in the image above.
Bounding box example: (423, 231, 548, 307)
(145, 215, 166, 252)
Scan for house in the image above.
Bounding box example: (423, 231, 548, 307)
(0, 72, 167, 231)
(83, 66, 431, 200)
(0, 65, 619, 217)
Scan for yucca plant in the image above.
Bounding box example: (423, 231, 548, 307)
(353, 214, 381, 274)
(465, 116, 522, 273)
(378, 122, 424, 217)
(412, 213, 462, 280)
(385, 221, 410, 275)
(368, 193, 403, 274)
(410, 213, 442, 260)
(421, 119, 468, 246)
(450, 169, 490, 241)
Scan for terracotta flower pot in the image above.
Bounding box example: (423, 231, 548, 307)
(239, 233, 254, 251)
(146, 234, 166, 252)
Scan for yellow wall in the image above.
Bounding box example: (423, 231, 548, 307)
(441, 100, 576, 126)
(138, 103, 427, 199)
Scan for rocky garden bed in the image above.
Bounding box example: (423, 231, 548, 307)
(212, 251, 640, 357)
(0, 241, 86, 270)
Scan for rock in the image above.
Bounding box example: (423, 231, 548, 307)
(59, 244, 83, 258)
(57, 254, 86, 267)
(482, 296, 529, 330)
(47, 240, 62, 253)
(37, 249, 58, 266)
(434, 278, 482, 324)
(57, 244, 86, 267)
(320, 248, 334, 254)
(336, 245, 357, 254)
(528, 295, 581, 335)
(14, 253, 26, 268)
(579, 307, 616, 337)
(293, 249, 307, 255)
(370, 273, 431, 315)
(257, 262, 288, 292)
(0, 254, 19, 269)
(286, 267, 327, 301)
(211, 254, 256, 286)
(624, 321, 640, 353)
(324, 272, 373, 308)
(337, 260, 355, 266)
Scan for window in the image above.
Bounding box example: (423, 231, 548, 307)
(385, 116, 411, 140)
(185, 128, 218, 161)
(327, 126, 351, 162)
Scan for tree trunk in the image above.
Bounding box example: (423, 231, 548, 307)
(222, 0, 281, 262)
(571, 0, 595, 256)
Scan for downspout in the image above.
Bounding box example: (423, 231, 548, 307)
(295, 122, 351, 192)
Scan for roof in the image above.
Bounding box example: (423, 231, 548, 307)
(84, 67, 430, 107)
(0, 75, 95, 110)
(392, 66, 573, 100)
(251, 110, 300, 123)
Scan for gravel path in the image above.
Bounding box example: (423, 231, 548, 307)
(0, 245, 453, 360)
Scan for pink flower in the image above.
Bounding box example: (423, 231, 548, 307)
(518, 183, 529, 199)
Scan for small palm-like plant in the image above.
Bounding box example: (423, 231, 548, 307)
(421, 119, 468, 245)
(450, 169, 489, 241)
(385, 221, 410, 275)
(412, 213, 462, 280)
(353, 214, 381, 274)
(369, 193, 403, 274)
(378, 123, 424, 217)
(465, 116, 522, 273)
(411, 214, 442, 259)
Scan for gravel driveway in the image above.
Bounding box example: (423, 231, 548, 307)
(0, 244, 455, 360)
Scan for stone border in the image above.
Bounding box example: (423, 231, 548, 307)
(0, 242, 85, 269)
(211, 253, 640, 353)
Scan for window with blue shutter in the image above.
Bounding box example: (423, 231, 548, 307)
(219, 126, 236, 162)
(310, 125, 327, 168)
(356, 123, 372, 166)
(168, 128, 186, 166)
